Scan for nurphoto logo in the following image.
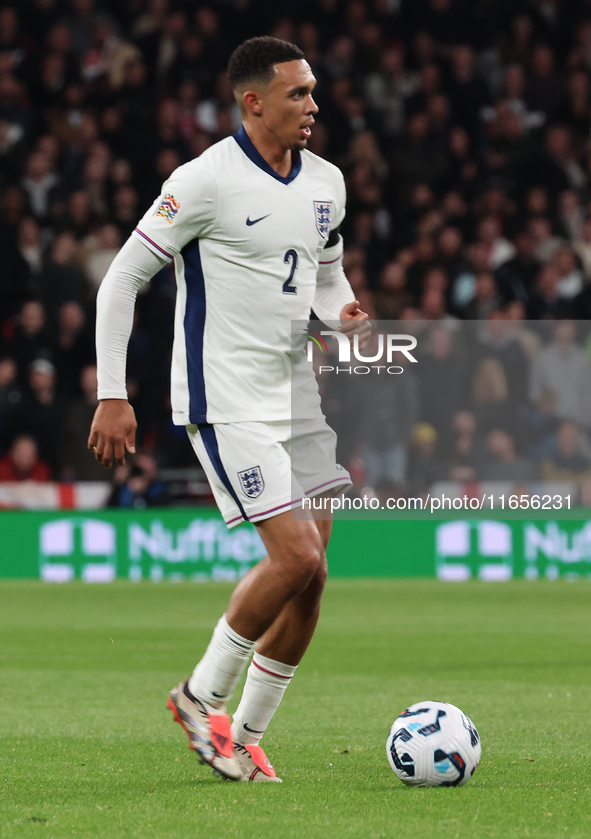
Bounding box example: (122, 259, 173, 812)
(305, 330, 418, 375)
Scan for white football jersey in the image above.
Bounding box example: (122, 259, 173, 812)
(132, 127, 346, 425)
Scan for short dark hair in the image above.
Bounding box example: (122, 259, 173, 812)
(228, 36, 305, 89)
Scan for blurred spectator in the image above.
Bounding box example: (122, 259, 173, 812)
(62, 0, 119, 60)
(17, 216, 43, 278)
(81, 152, 109, 218)
(373, 260, 413, 319)
(107, 453, 168, 508)
(573, 216, 591, 280)
(117, 57, 152, 134)
(487, 63, 544, 133)
(476, 215, 516, 269)
(196, 71, 241, 138)
(437, 226, 465, 284)
(83, 223, 121, 292)
(529, 125, 586, 197)
(503, 14, 534, 66)
(14, 358, 64, 473)
(417, 327, 466, 434)
(141, 147, 181, 208)
(504, 301, 542, 360)
(0, 355, 22, 447)
(553, 247, 584, 300)
(460, 271, 503, 319)
(470, 356, 517, 437)
(476, 317, 529, 406)
(441, 126, 478, 196)
(54, 190, 94, 238)
(557, 70, 591, 140)
(525, 46, 564, 121)
(357, 345, 418, 487)
(450, 240, 486, 310)
(390, 113, 447, 201)
(444, 410, 487, 481)
(495, 230, 541, 304)
(445, 432, 479, 482)
(530, 321, 591, 429)
(38, 232, 86, 317)
(0, 116, 26, 182)
(481, 429, 537, 481)
(557, 190, 584, 242)
(407, 62, 441, 117)
(0, 434, 51, 481)
(0, 7, 27, 76)
(364, 44, 419, 137)
(447, 44, 489, 138)
(419, 287, 449, 321)
(80, 17, 139, 89)
(53, 301, 95, 394)
(21, 150, 61, 220)
(5, 299, 52, 381)
(540, 421, 591, 482)
(0, 72, 32, 137)
(111, 184, 140, 239)
(407, 422, 443, 495)
(60, 364, 105, 480)
(527, 263, 571, 319)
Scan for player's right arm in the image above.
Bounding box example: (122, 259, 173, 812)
(88, 236, 168, 467)
(88, 160, 218, 467)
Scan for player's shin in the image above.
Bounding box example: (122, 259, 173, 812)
(231, 652, 297, 746)
(188, 614, 255, 710)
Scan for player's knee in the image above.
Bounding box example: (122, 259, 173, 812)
(286, 537, 324, 594)
(315, 554, 328, 590)
(292, 553, 328, 618)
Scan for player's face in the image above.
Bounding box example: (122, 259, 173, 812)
(262, 60, 319, 151)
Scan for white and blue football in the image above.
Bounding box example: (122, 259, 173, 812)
(386, 701, 481, 787)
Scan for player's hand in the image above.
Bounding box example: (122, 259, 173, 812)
(338, 300, 371, 349)
(87, 399, 137, 468)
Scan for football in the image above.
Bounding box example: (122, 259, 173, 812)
(386, 701, 481, 787)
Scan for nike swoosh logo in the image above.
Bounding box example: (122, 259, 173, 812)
(244, 723, 265, 734)
(246, 214, 271, 226)
(212, 691, 228, 699)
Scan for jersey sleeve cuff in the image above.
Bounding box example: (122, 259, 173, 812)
(132, 227, 176, 261)
(97, 390, 129, 400)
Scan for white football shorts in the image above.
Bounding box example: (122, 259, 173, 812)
(186, 416, 352, 528)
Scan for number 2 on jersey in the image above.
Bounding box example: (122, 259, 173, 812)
(283, 249, 298, 295)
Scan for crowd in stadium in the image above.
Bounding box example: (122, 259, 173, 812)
(1, 0, 591, 493)
(321, 318, 591, 495)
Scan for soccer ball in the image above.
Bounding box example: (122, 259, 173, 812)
(386, 701, 481, 787)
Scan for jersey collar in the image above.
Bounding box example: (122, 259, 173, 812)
(233, 126, 302, 185)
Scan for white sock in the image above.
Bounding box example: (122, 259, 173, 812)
(231, 652, 297, 745)
(188, 615, 255, 710)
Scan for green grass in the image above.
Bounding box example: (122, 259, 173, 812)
(1, 579, 591, 838)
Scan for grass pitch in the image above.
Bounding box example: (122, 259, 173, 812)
(1, 578, 591, 839)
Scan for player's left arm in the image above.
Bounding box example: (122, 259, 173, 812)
(313, 226, 371, 349)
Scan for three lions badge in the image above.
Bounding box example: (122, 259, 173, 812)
(314, 200, 333, 240)
(238, 466, 265, 499)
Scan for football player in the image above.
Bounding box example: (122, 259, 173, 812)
(89, 36, 369, 782)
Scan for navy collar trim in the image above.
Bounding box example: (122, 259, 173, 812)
(233, 126, 302, 184)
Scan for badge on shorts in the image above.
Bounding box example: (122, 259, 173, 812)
(154, 193, 181, 224)
(238, 466, 265, 498)
(313, 200, 333, 239)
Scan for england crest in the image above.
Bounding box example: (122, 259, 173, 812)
(238, 466, 265, 499)
(314, 200, 333, 240)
